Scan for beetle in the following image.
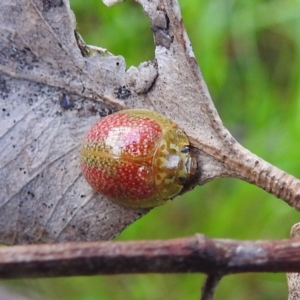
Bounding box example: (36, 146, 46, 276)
(80, 109, 197, 208)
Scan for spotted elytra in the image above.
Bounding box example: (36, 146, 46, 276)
(80, 109, 198, 208)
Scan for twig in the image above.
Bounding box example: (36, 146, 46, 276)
(201, 274, 223, 300)
(287, 223, 300, 300)
(2, 234, 300, 279)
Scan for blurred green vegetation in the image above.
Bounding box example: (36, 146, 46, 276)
(6, 0, 300, 299)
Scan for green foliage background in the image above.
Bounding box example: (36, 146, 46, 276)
(6, 0, 300, 299)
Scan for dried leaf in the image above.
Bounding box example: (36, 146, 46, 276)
(1, 0, 300, 245)
(0, 0, 149, 244)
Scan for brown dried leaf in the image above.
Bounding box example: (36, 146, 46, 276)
(0, 0, 149, 244)
(1, 0, 300, 245)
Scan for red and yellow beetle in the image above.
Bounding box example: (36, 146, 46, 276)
(80, 109, 197, 208)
